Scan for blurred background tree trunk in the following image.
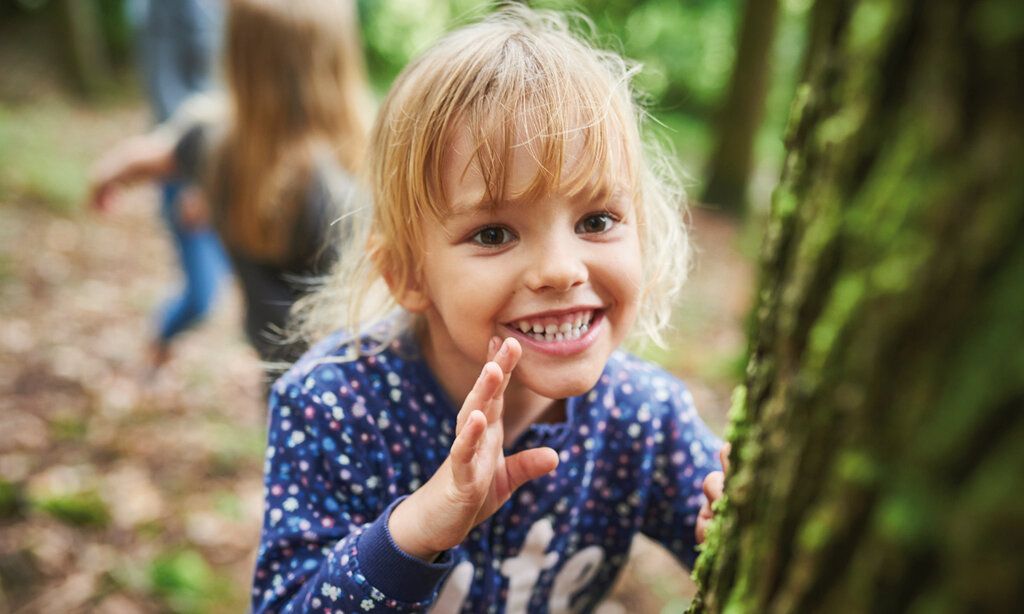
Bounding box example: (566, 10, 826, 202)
(690, 0, 1024, 612)
(701, 0, 780, 214)
(58, 0, 115, 96)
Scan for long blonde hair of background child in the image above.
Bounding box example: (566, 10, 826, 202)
(214, 0, 372, 261)
(294, 6, 689, 355)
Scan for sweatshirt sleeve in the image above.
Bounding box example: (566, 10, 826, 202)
(640, 380, 723, 569)
(252, 365, 454, 613)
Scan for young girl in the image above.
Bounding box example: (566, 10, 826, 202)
(254, 7, 724, 612)
(89, 0, 372, 367)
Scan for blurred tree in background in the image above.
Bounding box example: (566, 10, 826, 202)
(1, 0, 130, 97)
(702, 0, 780, 214)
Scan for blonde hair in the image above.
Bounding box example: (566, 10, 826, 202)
(295, 6, 688, 355)
(212, 0, 372, 261)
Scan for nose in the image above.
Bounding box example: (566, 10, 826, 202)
(523, 239, 588, 293)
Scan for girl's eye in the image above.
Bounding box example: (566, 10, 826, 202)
(576, 213, 616, 234)
(471, 226, 515, 247)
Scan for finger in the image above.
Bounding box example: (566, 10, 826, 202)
(486, 336, 500, 361)
(450, 410, 486, 485)
(720, 443, 732, 475)
(455, 362, 503, 435)
(484, 338, 521, 424)
(698, 499, 713, 521)
(703, 471, 724, 502)
(696, 517, 708, 544)
(491, 337, 522, 382)
(504, 447, 559, 494)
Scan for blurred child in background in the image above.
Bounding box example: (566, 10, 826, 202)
(130, 0, 230, 370)
(252, 7, 723, 612)
(90, 0, 373, 375)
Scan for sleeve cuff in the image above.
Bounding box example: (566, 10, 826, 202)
(356, 496, 454, 603)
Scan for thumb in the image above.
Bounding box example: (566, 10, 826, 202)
(504, 447, 559, 494)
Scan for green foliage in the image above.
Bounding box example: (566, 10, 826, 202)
(355, 0, 807, 207)
(95, 0, 132, 64)
(357, 0, 488, 92)
(1, 0, 808, 208)
(647, 111, 712, 169)
(0, 479, 25, 518)
(577, 0, 740, 115)
(33, 489, 111, 528)
(148, 549, 228, 614)
(0, 104, 88, 212)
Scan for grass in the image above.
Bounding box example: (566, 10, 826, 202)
(33, 489, 111, 528)
(148, 549, 232, 614)
(0, 103, 91, 213)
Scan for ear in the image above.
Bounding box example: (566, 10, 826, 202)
(381, 265, 431, 313)
(371, 236, 432, 313)
(392, 282, 431, 314)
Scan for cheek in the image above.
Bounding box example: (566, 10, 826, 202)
(602, 236, 644, 305)
(424, 254, 507, 325)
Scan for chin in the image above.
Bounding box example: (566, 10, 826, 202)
(519, 363, 604, 400)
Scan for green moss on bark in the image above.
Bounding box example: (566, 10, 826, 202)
(689, 0, 1024, 612)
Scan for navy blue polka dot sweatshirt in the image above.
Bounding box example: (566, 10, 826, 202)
(252, 330, 722, 613)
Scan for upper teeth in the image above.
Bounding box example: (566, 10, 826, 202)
(513, 310, 594, 342)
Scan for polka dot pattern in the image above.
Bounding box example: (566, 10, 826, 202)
(252, 330, 721, 612)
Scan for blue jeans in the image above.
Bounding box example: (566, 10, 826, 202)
(155, 182, 229, 343)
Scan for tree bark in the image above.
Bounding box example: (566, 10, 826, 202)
(690, 0, 1024, 612)
(701, 0, 780, 214)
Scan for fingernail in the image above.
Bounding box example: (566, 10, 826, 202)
(488, 337, 498, 356)
(497, 339, 508, 357)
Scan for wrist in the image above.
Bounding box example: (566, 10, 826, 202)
(357, 497, 455, 603)
(388, 493, 446, 562)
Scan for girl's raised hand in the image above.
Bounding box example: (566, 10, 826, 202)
(388, 337, 559, 561)
(459, 337, 560, 527)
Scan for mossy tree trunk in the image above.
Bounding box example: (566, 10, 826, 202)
(701, 0, 780, 214)
(690, 0, 1024, 612)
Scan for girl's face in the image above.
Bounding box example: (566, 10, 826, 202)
(405, 125, 644, 402)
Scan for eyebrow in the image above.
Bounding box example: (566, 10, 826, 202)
(446, 199, 505, 219)
(446, 183, 627, 219)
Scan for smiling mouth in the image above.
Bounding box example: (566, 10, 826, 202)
(505, 309, 598, 343)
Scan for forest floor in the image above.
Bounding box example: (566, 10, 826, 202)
(0, 41, 755, 614)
